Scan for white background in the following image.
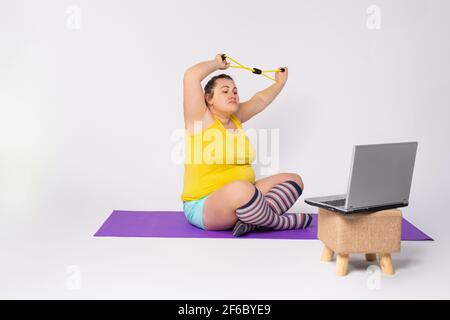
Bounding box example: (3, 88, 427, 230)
(1, 0, 449, 299)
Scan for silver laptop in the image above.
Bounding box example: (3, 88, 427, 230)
(304, 142, 418, 213)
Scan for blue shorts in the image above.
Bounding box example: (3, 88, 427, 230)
(182, 195, 209, 230)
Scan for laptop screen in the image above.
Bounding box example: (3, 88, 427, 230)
(345, 142, 418, 209)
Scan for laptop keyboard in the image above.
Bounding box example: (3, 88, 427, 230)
(323, 198, 346, 207)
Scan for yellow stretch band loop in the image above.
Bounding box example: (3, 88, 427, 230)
(224, 55, 247, 69)
(262, 73, 276, 81)
(221, 54, 284, 82)
(229, 65, 254, 72)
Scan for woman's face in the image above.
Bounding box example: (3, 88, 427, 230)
(206, 78, 240, 114)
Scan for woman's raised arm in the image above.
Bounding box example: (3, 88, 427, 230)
(183, 54, 229, 124)
(235, 67, 289, 123)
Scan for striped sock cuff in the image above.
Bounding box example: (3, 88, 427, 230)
(236, 186, 259, 211)
(284, 180, 303, 197)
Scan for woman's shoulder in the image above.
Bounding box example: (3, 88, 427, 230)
(230, 113, 243, 128)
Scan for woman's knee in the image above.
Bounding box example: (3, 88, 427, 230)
(283, 172, 304, 190)
(202, 180, 255, 230)
(224, 180, 256, 207)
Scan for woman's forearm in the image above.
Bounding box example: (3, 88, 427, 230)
(255, 81, 286, 105)
(184, 59, 218, 82)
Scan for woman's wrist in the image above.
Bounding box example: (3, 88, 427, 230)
(274, 80, 286, 88)
(211, 59, 221, 71)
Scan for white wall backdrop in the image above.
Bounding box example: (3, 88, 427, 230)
(1, 0, 449, 243)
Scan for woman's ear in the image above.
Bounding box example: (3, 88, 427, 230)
(204, 93, 212, 106)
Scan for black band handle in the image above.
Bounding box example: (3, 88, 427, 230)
(252, 67, 262, 75)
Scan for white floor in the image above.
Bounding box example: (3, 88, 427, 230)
(1, 204, 449, 300)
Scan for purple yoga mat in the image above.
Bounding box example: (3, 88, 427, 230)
(94, 211, 433, 241)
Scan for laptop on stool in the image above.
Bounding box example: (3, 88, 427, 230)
(304, 142, 418, 214)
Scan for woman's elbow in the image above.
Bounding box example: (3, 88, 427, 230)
(183, 69, 198, 82)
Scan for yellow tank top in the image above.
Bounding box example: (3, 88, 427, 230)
(181, 114, 256, 201)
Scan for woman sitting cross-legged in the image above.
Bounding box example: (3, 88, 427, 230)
(181, 53, 312, 236)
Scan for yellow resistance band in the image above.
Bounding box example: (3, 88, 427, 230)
(221, 54, 285, 82)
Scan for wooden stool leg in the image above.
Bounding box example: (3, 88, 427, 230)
(379, 253, 395, 275)
(365, 253, 377, 262)
(336, 254, 349, 276)
(321, 245, 334, 262)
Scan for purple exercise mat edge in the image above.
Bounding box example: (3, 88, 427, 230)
(94, 210, 433, 241)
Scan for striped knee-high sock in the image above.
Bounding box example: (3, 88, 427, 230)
(265, 180, 303, 215)
(233, 187, 312, 237)
(232, 180, 303, 237)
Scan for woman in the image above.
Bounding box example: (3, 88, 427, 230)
(181, 53, 312, 236)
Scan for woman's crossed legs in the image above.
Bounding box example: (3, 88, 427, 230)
(202, 173, 311, 234)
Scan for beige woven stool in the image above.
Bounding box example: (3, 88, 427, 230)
(318, 207, 402, 276)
